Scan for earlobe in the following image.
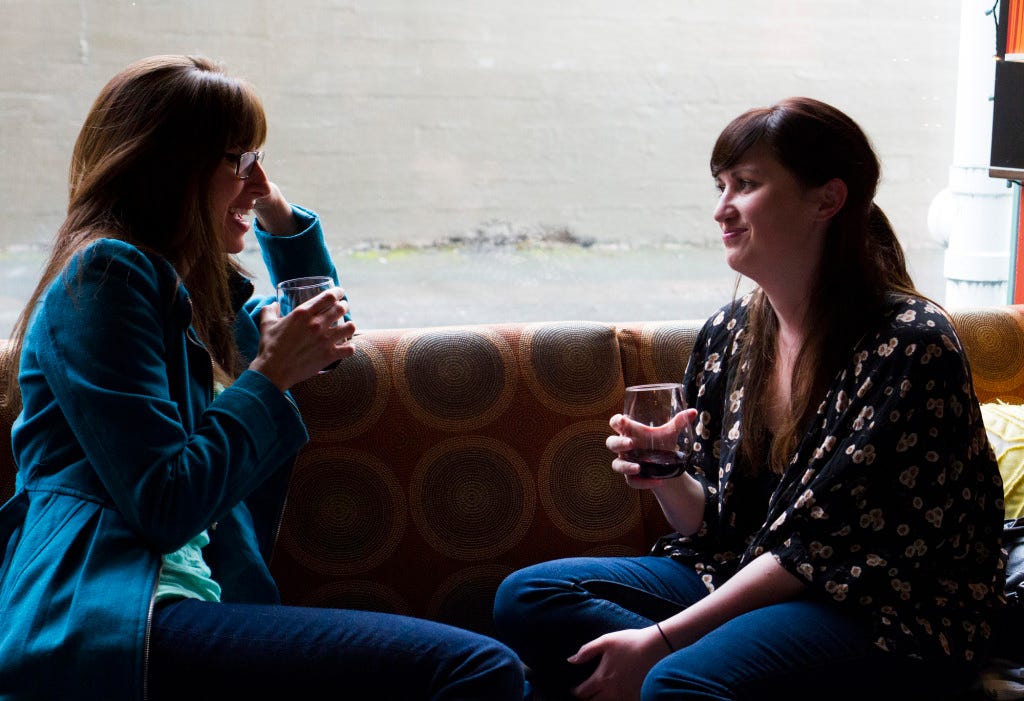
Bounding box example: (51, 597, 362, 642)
(816, 178, 848, 220)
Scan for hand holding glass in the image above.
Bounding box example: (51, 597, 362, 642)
(276, 276, 348, 372)
(622, 383, 693, 479)
(276, 276, 351, 322)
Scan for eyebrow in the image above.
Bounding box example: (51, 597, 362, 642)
(726, 163, 762, 176)
(714, 164, 761, 182)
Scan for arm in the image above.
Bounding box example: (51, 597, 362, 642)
(253, 182, 301, 236)
(570, 553, 803, 700)
(241, 186, 356, 389)
(32, 241, 308, 552)
(252, 198, 339, 288)
(658, 552, 804, 647)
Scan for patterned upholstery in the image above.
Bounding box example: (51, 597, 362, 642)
(0, 306, 1023, 638)
(276, 322, 655, 637)
(951, 306, 1024, 404)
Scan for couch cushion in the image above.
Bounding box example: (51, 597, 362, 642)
(982, 402, 1024, 519)
(951, 306, 1024, 404)
(272, 321, 657, 636)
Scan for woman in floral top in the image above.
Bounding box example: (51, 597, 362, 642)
(494, 97, 1005, 701)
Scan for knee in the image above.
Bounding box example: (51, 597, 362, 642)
(474, 638, 526, 699)
(492, 567, 535, 638)
(641, 654, 731, 701)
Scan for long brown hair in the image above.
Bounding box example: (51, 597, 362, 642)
(2, 55, 267, 406)
(710, 97, 919, 475)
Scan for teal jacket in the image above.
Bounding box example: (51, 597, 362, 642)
(0, 206, 335, 700)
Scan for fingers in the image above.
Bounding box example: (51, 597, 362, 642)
(568, 641, 604, 700)
(260, 302, 281, 325)
(672, 408, 698, 431)
(567, 638, 601, 665)
(611, 456, 640, 477)
(290, 287, 350, 328)
(606, 432, 632, 454)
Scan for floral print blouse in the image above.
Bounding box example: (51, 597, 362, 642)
(652, 293, 1005, 662)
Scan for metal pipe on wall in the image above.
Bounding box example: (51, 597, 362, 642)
(928, 0, 1015, 307)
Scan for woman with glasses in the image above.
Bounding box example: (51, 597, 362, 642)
(0, 55, 522, 701)
(493, 97, 1005, 700)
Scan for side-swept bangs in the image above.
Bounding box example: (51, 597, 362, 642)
(710, 106, 774, 179)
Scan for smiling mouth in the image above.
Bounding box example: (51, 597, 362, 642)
(229, 206, 255, 225)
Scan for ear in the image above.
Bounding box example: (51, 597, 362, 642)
(813, 178, 847, 221)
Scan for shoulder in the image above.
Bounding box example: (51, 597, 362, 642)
(865, 296, 962, 355)
(852, 295, 969, 383)
(57, 239, 180, 294)
(38, 239, 185, 326)
(67, 238, 172, 276)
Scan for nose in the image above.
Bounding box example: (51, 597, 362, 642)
(245, 160, 271, 199)
(713, 191, 732, 224)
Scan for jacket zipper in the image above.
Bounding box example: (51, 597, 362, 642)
(267, 394, 301, 563)
(142, 561, 162, 701)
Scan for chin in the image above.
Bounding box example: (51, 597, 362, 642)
(220, 227, 249, 254)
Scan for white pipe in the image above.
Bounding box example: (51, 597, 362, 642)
(928, 0, 1014, 308)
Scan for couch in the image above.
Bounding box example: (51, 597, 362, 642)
(1, 306, 1023, 694)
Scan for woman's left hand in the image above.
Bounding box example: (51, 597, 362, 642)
(567, 627, 667, 701)
(253, 182, 299, 236)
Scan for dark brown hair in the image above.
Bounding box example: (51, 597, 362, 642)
(711, 97, 919, 475)
(3, 55, 267, 405)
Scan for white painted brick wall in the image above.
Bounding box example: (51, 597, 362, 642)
(0, 0, 966, 251)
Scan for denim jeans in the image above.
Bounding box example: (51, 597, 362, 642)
(149, 599, 524, 701)
(492, 555, 977, 701)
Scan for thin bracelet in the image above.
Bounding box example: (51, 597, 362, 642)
(655, 622, 675, 652)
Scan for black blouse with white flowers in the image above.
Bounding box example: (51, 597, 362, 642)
(653, 294, 1005, 662)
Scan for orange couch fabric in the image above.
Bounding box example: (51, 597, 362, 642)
(0, 305, 1022, 639)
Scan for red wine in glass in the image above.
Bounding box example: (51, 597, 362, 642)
(626, 448, 686, 479)
(622, 382, 692, 479)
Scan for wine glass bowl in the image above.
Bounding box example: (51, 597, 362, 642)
(276, 275, 344, 373)
(276, 276, 334, 316)
(622, 382, 692, 479)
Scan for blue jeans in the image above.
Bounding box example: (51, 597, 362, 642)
(149, 599, 524, 700)
(492, 556, 977, 701)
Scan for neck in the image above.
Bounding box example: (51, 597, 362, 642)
(762, 281, 813, 350)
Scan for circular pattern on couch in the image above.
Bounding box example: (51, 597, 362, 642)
(281, 447, 406, 575)
(410, 437, 535, 560)
(640, 322, 699, 384)
(427, 564, 513, 636)
(953, 307, 1024, 401)
(292, 338, 390, 441)
(520, 322, 622, 415)
(298, 579, 412, 617)
(539, 421, 640, 541)
(581, 543, 646, 558)
(394, 328, 516, 431)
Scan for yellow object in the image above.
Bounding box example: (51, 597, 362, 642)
(982, 401, 1024, 519)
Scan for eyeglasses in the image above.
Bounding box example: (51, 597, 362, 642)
(223, 150, 264, 179)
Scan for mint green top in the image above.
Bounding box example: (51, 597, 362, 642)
(154, 528, 222, 603)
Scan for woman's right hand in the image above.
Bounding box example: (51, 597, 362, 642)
(606, 409, 696, 489)
(608, 408, 706, 535)
(249, 287, 356, 391)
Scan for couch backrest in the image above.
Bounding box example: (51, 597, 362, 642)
(1, 305, 1022, 637)
(276, 320, 671, 637)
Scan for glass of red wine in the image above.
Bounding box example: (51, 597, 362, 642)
(622, 382, 693, 479)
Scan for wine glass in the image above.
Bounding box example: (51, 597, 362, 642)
(276, 275, 346, 373)
(277, 276, 334, 317)
(622, 382, 693, 479)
